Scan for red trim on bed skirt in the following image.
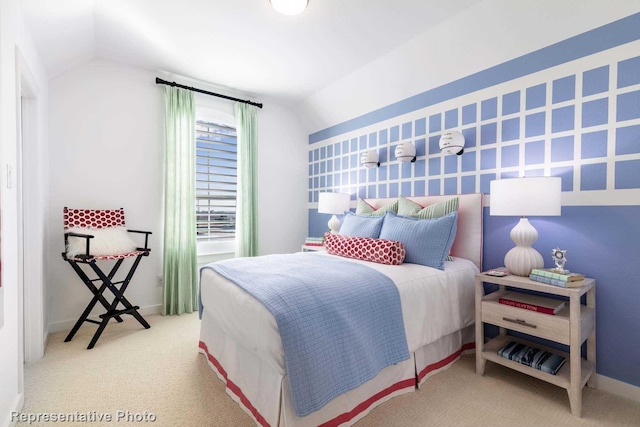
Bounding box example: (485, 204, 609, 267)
(317, 378, 416, 427)
(417, 341, 476, 382)
(200, 339, 474, 427)
(199, 341, 271, 427)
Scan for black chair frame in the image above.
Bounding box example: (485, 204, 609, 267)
(61, 229, 152, 349)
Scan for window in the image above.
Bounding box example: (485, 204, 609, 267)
(196, 120, 237, 254)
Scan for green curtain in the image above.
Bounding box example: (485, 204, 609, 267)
(234, 102, 259, 257)
(162, 87, 198, 315)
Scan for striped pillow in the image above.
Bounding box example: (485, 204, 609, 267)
(324, 233, 406, 265)
(356, 198, 398, 216)
(397, 195, 459, 219)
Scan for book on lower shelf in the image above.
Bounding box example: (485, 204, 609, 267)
(498, 291, 565, 315)
(498, 341, 566, 375)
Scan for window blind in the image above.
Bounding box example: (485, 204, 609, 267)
(195, 120, 237, 242)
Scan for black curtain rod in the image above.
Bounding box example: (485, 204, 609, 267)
(155, 77, 263, 109)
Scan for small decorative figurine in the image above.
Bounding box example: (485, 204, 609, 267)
(551, 247, 569, 274)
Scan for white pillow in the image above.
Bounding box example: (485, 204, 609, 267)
(66, 226, 137, 257)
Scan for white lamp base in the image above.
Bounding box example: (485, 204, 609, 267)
(504, 217, 544, 276)
(327, 214, 341, 234)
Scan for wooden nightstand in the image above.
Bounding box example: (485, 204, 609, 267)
(301, 244, 325, 252)
(475, 273, 596, 417)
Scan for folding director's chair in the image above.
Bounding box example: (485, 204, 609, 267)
(61, 207, 152, 349)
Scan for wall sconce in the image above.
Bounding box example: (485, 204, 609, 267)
(360, 150, 380, 168)
(439, 130, 465, 155)
(395, 141, 416, 162)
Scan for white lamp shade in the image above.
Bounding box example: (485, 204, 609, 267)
(394, 141, 416, 162)
(270, 0, 308, 15)
(490, 177, 561, 276)
(490, 177, 561, 217)
(318, 192, 350, 215)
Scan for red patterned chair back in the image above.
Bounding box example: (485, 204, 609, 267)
(64, 208, 126, 230)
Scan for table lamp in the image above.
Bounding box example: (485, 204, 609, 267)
(318, 192, 350, 234)
(490, 177, 561, 276)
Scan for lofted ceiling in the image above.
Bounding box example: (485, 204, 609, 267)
(21, 0, 483, 103)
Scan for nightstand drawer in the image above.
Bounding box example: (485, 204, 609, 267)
(482, 300, 570, 345)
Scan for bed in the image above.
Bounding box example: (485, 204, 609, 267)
(198, 193, 483, 426)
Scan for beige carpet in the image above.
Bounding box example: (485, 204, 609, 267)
(20, 313, 640, 426)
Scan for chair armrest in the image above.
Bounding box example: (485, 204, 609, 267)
(127, 229, 152, 251)
(127, 229, 152, 235)
(66, 232, 95, 238)
(64, 232, 94, 259)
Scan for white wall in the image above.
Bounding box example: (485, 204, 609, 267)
(298, 0, 640, 133)
(47, 59, 308, 331)
(256, 100, 309, 255)
(0, 0, 49, 425)
(17, 3, 50, 364)
(0, 2, 22, 424)
(47, 59, 165, 330)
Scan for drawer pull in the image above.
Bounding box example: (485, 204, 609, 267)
(502, 317, 537, 328)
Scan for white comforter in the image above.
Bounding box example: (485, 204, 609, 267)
(199, 254, 478, 373)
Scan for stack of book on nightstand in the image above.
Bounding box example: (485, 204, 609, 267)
(529, 268, 584, 288)
(304, 237, 325, 247)
(498, 291, 565, 315)
(498, 341, 566, 375)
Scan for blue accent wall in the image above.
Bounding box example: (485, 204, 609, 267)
(307, 13, 640, 388)
(309, 12, 640, 144)
(484, 206, 640, 386)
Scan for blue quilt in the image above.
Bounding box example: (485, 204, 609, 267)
(201, 252, 409, 417)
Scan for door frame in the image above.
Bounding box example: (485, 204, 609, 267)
(16, 47, 45, 363)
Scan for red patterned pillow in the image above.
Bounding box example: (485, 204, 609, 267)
(324, 233, 406, 265)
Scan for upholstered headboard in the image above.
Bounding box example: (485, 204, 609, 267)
(362, 193, 483, 270)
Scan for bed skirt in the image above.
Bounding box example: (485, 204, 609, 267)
(199, 308, 475, 427)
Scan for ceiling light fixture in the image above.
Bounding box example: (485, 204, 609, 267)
(270, 0, 309, 15)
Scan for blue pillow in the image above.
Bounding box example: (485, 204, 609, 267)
(378, 211, 458, 270)
(338, 212, 384, 238)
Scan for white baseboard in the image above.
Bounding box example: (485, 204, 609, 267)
(47, 304, 162, 334)
(596, 374, 640, 403)
(3, 392, 24, 427)
(43, 325, 50, 350)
